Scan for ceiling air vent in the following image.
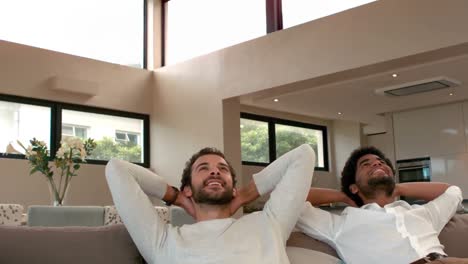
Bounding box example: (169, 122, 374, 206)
(375, 77, 461, 96)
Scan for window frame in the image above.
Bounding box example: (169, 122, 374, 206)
(240, 112, 329, 171)
(0, 93, 150, 167)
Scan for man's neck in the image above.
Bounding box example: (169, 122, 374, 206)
(362, 191, 395, 207)
(193, 203, 232, 222)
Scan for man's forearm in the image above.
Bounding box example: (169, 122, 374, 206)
(306, 188, 354, 206)
(395, 182, 450, 201)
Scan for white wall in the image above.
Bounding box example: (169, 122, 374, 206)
(366, 114, 396, 166)
(332, 120, 362, 187)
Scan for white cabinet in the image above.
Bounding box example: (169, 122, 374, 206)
(431, 153, 468, 198)
(393, 103, 466, 160)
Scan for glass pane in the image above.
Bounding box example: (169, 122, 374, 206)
(240, 118, 269, 163)
(166, 0, 266, 65)
(0, 0, 144, 68)
(74, 127, 87, 139)
(115, 132, 127, 141)
(0, 101, 51, 153)
(275, 124, 325, 168)
(62, 109, 144, 163)
(61, 125, 74, 136)
(127, 133, 139, 145)
(282, 0, 376, 29)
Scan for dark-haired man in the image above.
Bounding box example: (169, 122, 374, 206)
(296, 146, 466, 264)
(105, 144, 315, 264)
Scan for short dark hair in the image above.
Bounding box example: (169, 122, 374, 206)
(180, 147, 237, 190)
(341, 146, 395, 207)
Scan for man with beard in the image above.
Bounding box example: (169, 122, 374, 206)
(105, 144, 315, 264)
(296, 146, 466, 264)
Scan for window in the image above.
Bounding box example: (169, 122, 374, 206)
(0, 99, 52, 155)
(240, 113, 328, 171)
(115, 131, 140, 145)
(0, 0, 146, 68)
(163, 0, 377, 65)
(282, 0, 377, 29)
(0, 94, 150, 167)
(165, 0, 266, 65)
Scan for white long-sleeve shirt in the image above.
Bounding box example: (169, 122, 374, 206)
(296, 186, 462, 264)
(105, 144, 315, 264)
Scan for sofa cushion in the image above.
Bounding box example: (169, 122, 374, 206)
(104, 205, 170, 225)
(286, 231, 339, 259)
(0, 204, 23, 226)
(439, 214, 468, 258)
(0, 224, 143, 264)
(27, 205, 104, 227)
(286, 246, 341, 264)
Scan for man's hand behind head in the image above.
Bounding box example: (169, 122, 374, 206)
(175, 191, 196, 218)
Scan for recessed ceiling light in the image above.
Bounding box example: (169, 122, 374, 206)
(392, 73, 398, 78)
(273, 98, 279, 102)
(338, 112, 342, 115)
(449, 92, 454, 96)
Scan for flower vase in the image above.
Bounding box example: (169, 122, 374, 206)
(47, 180, 70, 206)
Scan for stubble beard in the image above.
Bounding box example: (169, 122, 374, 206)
(192, 185, 234, 205)
(357, 175, 396, 199)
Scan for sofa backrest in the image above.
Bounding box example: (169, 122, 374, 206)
(0, 224, 143, 264)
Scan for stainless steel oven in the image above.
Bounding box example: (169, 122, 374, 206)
(396, 157, 431, 183)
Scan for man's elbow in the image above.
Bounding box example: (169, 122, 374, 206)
(105, 158, 125, 181)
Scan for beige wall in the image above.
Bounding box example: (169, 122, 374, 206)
(332, 120, 363, 188)
(0, 40, 154, 208)
(151, 57, 226, 187)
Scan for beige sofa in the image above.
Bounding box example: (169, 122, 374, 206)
(1, 213, 467, 263)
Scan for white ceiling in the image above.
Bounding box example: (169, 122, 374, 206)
(240, 46, 468, 134)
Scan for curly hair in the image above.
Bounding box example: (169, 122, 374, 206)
(180, 147, 237, 190)
(341, 146, 395, 207)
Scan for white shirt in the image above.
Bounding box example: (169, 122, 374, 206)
(296, 186, 462, 264)
(105, 144, 315, 264)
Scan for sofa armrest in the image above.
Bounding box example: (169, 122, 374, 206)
(439, 213, 468, 257)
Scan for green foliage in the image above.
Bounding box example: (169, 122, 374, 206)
(90, 137, 142, 163)
(275, 126, 318, 159)
(241, 121, 269, 163)
(241, 122, 319, 164)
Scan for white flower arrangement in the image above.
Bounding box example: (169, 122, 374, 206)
(7, 137, 96, 205)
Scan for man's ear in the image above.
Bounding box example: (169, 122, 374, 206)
(232, 187, 237, 198)
(183, 186, 193, 197)
(349, 184, 359, 195)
